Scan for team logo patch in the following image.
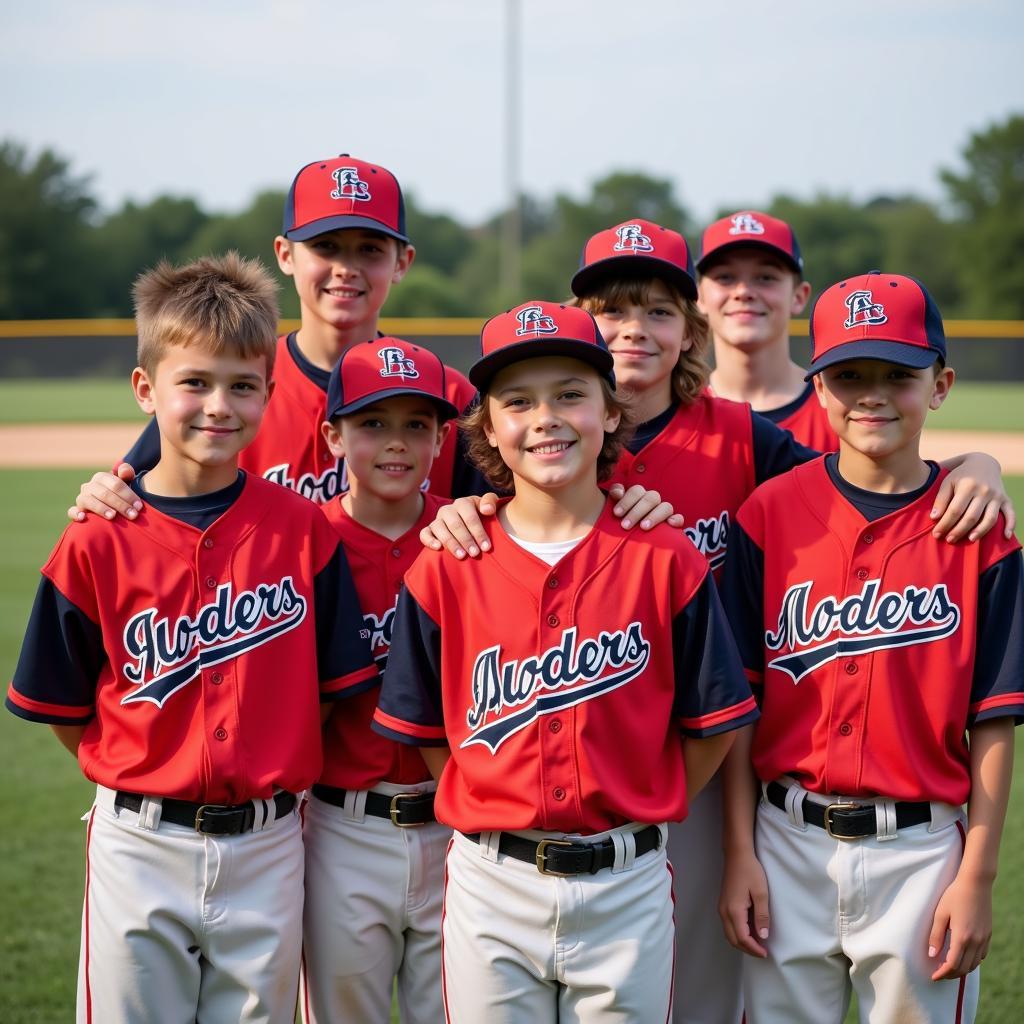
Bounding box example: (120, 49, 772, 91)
(765, 579, 960, 684)
(330, 166, 371, 202)
(728, 213, 765, 236)
(461, 623, 651, 753)
(120, 578, 308, 707)
(515, 305, 559, 337)
(685, 511, 729, 571)
(843, 290, 887, 329)
(613, 223, 654, 253)
(378, 345, 419, 379)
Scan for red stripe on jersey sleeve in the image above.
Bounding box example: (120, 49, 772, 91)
(372, 706, 447, 742)
(969, 692, 1024, 717)
(678, 694, 758, 732)
(6, 682, 94, 721)
(320, 664, 379, 700)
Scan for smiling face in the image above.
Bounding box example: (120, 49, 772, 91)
(482, 356, 621, 496)
(813, 358, 954, 465)
(323, 394, 447, 504)
(274, 228, 413, 340)
(698, 248, 810, 353)
(133, 343, 271, 489)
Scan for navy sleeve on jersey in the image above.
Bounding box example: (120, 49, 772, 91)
(672, 573, 758, 736)
(122, 417, 162, 473)
(751, 411, 819, 486)
(371, 585, 448, 746)
(970, 550, 1024, 725)
(6, 577, 105, 725)
(719, 519, 767, 687)
(313, 543, 379, 700)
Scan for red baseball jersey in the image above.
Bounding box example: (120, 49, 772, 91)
(124, 334, 477, 503)
(372, 503, 757, 835)
(319, 492, 450, 789)
(769, 383, 838, 452)
(7, 475, 378, 803)
(608, 394, 758, 573)
(727, 457, 1024, 805)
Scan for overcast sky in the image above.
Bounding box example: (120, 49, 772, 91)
(3, 1, 1022, 226)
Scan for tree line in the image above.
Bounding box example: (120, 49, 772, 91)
(1, 115, 1021, 322)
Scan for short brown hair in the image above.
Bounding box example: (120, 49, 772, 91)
(461, 375, 634, 493)
(574, 276, 711, 406)
(134, 252, 280, 377)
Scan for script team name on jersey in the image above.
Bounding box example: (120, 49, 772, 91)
(121, 578, 307, 707)
(685, 511, 729, 570)
(462, 623, 651, 753)
(263, 462, 344, 504)
(765, 578, 961, 684)
(364, 604, 396, 668)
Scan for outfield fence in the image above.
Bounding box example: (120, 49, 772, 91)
(2, 319, 1024, 380)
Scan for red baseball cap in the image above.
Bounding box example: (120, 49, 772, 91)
(326, 338, 459, 421)
(697, 210, 803, 275)
(805, 271, 946, 379)
(470, 301, 615, 392)
(571, 219, 697, 299)
(282, 154, 408, 243)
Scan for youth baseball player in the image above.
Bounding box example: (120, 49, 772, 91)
(373, 301, 758, 1023)
(301, 338, 459, 1024)
(6, 254, 378, 1023)
(719, 272, 1024, 1023)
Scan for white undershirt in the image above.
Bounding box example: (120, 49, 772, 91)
(505, 531, 584, 566)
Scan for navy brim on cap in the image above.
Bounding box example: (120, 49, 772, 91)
(696, 239, 803, 275)
(470, 339, 616, 393)
(286, 214, 409, 244)
(805, 340, 942, 380)
(571, 255, 698, 300)
(328, 386, 459, 422)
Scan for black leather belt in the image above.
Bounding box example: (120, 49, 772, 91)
(115, 790, 296, 835)
(463, 825, 663, 876)
(311, 783, 437, 828)
(766, 781, 931, 840)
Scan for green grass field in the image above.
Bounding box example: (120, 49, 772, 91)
(0, 388, 1022, 1020)
(0, 378, 1021, 430)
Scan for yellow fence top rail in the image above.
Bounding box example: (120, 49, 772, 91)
(2, 318, 1024, 339)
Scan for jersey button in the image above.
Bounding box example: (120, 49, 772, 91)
(863, 533, 874, 544)
(548, 577, 559, 589)
(392, 548, 402, 558)
(636, 463, 647, 474)
(552, 787, 566, 801)
(214, 727, 228, 741)
(844, 661, 858, 675)
(839, 722, 853, 736)
(549, 719, 562, 733)
(203, 538, 214, 550)
(855, 568, 869, 580)
(547, 614, 559, 627)
(323, 453, 330, 462)
(205, 576, 217, 589)
(210, 671, 223, 685)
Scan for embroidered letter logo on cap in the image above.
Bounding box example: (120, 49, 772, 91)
(515, 305, 559, 336)
(378, 346, 420, 379)
(613, 223, 654, 253)
(330, 167, 371, 202)
(843, 290, 888, 329)
(728, 213, 766, 236)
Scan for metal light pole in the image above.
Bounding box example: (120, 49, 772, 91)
(501, 0, 522, 299)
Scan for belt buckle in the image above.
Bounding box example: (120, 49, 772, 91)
(824, 802, 861, 840)
(535, 838, 575, 876)
(390, 792, 426, 828)
(194, 804, 217, 832)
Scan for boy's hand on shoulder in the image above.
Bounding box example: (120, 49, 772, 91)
(608, 483, 684, 531)
(928, 872, 994, 980)
(718, 848, 771, 958)
(68, 464, 143, 523)
(419, 493, 498, 559)
(932, 453, 1015, 543)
